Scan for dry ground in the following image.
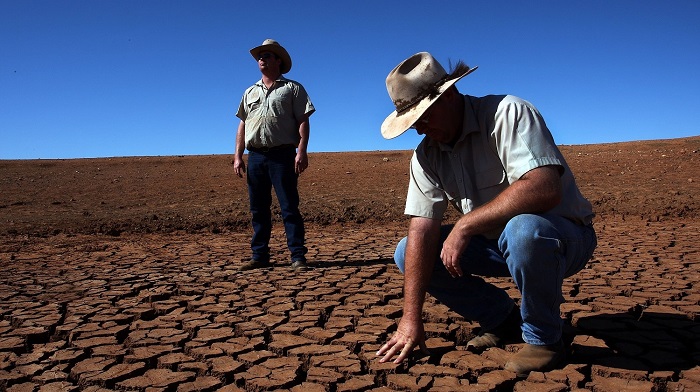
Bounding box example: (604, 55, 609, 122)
(1, 137, 699, 391)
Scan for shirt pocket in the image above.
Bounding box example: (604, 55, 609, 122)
(247, 90, 263, 112)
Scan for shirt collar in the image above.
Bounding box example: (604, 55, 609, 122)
(255, 75, 287, 87)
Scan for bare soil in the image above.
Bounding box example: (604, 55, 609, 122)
(1, 137, 699, 391)
(1, 137, 697, 237)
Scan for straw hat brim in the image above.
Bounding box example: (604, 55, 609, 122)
(250, 44, 292, 74)
(380, 67, 477, 140)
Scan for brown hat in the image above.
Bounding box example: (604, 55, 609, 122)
(381, 52, 477, 139)
(250, 39, 292, 74)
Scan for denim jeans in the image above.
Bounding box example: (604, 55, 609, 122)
(393, 213, 597, 345)
(246, 148, 307, 262)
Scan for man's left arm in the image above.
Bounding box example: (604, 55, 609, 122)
(440, 165, 562, 277)
(294, 115, 310, 174)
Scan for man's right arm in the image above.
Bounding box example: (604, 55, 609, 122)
(233, 120, 246, 178)
(377, 216, 441, 363)
(403, 216, 441, 323)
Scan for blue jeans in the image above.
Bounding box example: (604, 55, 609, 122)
(246, 148, 306, 262)
(393, 213, 596, 345)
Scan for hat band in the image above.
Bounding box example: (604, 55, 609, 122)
(394, 75, 448, 114)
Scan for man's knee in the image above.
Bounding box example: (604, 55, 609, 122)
(393, 237, 407, 274)
(500, 214, 562, 267)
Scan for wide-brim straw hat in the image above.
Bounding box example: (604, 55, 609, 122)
(381, 52, 477, 139)
(250, 39, 292, 74)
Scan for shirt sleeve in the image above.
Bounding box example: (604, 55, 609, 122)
(235, 96, 246, 121)
(404, 150, 448, 219)
(293, 83, 315, 121)
(236, 86, 256, 121)
(492, 97, 563, 183)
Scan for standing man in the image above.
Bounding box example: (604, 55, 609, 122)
(375, 52, 597, 376)
(233, 39, 315, 271)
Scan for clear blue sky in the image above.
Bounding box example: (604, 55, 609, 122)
(2, 0, 699, 159)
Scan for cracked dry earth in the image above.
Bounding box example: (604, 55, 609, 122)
(1, 137, 699, 391)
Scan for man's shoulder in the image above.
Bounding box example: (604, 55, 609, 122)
(279, 77, 307, 89)
(471, 94, 529, 106)
(243, 82, 261, 94)
(500, 94, 535, 108)
(471, 94, 539, 117)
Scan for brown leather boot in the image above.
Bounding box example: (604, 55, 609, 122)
(239, 259, 272, 271)
(504, 340, 566, 376)
(466, 306, 522, 352)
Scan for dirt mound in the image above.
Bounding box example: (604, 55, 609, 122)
(1, 137, 698, 237)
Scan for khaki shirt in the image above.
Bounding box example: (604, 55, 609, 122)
(236, 77, 315, 150)
(406, 94, 594, 238)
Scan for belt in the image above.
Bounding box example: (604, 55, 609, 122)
(248, 144, 296, 153)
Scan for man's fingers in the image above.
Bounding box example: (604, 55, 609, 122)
(376, 336, 399, 360)
(394, 342, 413, 363)
(450, 260, 463, 277)
(440, 250, 462, 278)
(443, 259, 458, 278)
(379, 343, 401, 363)
(377, 333, 418, 363)
(376, 341, 392, 356)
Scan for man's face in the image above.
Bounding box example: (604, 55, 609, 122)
(411, 91, 460, 145)
(257, 51, 281, 73)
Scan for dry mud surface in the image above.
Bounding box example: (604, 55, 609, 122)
(1, 137, 699, 391)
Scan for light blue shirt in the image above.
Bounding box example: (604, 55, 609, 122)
(406, 94, 594, 237)
(236, 76, 315, 150)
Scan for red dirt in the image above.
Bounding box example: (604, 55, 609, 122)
(1, 137, 699, 390)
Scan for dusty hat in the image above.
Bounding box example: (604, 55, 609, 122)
(381, 52, 477, 139)
(250, 39, 292, 74)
